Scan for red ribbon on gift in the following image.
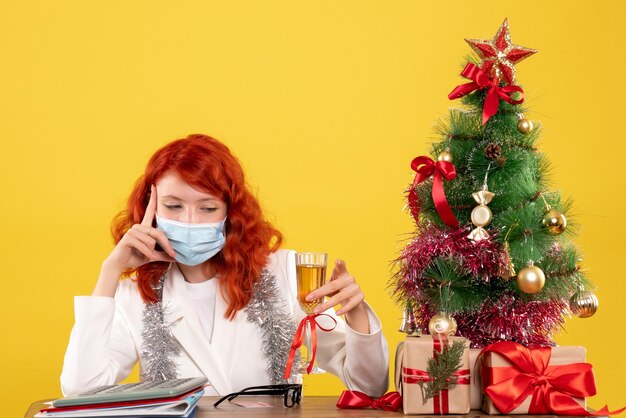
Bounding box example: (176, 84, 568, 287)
(409, 156, 459, 228)
(401, 334, 469, 414)
(283, 314, 337, 379)
(448, 62, 525, 125)
(403, 368, 471, 385)
(481, 341, 626, 416)
(402, 367, 470, 414)
(336, 390, 403, 411)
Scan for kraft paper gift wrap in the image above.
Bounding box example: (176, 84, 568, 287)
(481, 344, 587, 415)
(469, 348, 483, 410)
(395, 335, 471, 415)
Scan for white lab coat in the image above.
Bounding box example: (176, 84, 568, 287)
(60, 250, 389, 397)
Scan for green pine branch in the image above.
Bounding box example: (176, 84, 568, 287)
(419, 339, 466, 404)
(422, 257, 493, 312)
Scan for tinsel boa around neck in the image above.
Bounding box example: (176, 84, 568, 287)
(245, 269, 300, 384)
(141, 268, 299, 383)
(141, 272, 182, 380)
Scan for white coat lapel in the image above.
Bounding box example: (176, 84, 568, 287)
(162, 265, 233, 395)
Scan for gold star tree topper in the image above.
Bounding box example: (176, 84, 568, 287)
(465, 18, 537, 85)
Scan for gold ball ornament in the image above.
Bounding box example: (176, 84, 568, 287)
(517, 118, 533, 134)
(428, 313, 458, 336)
(569, 290, 599, 318)
(438, 149, 453, 163)
(542, 209, 567, 235)
(516, 265, 545, 294)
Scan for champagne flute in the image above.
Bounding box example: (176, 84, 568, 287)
(295, 252, 327, 374)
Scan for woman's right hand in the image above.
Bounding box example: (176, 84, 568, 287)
(105, 185, 176, 271)
(93, 185, 176, 297)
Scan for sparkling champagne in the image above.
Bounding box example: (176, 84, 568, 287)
(296, 264, 326, 314)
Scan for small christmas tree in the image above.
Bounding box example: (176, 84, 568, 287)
(393, 19, 599, 348)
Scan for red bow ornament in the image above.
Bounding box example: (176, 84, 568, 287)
(283, 314, 337, 379)
(448, 62, 525, 125)
(481, 341, 626, 416)
(409, 156, 459, 228)
(336, 390, 403, 412)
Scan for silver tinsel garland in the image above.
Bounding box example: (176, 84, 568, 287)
(245, 269, 300, 383)
(141, 274, 181, 380)
(140, 268, 298, 383)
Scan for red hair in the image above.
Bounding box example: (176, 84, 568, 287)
(112, 134, 283, 319)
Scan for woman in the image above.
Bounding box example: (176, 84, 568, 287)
(61, 134, 389, 397)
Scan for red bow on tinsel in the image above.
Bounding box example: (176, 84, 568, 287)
(481, 341, 626, 416)
(336, 390, 403, 411)
(283, 314, 337, 379)
(448, 62, 525, 125)
(409, 156, 459, 228)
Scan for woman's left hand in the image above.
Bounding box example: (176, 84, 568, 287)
(306, 259, 370, 334)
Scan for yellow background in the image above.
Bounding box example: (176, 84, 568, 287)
(1, 1, 625, 416)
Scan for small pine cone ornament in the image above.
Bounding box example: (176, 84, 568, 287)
(484, 143, 502, 160)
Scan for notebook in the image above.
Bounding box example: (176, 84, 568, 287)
(38, 388, 204, 417)
(53, 377, 208, 407)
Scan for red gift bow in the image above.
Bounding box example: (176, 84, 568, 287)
(283, 314, 337, 379)
(336, 390, 403, 411)
(409, 156, 459, 229)
(401, 334, 469, 414)
(481, 341, 626, 416)
(448, 62, 525, 125)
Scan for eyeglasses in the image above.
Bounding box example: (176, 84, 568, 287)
(213, 384, 302, 408)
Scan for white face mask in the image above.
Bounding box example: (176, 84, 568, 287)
(156, 215, 226, 266)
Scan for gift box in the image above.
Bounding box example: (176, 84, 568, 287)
(395, 335, 471, 415)
(481, 341, 589, 415)
(469, 348, 482, 410)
